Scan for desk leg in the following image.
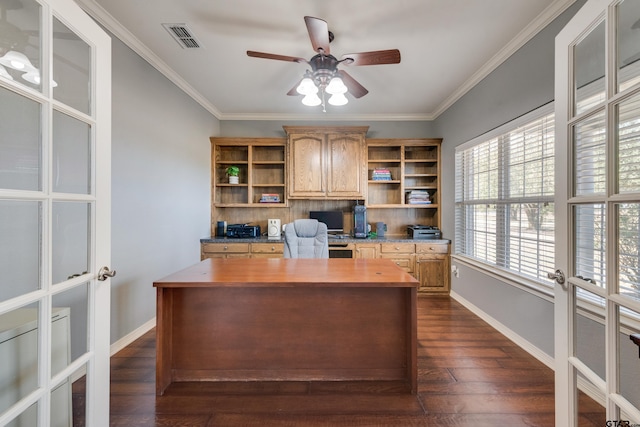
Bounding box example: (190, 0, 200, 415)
(156, 288, 173, 395)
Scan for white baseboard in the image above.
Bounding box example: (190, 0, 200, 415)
(110, 317, 156, 356)
(450, 290, 607, 408)
(450, 290, 555, 369)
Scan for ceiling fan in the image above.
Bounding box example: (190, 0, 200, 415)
(247, 16, 401, 110)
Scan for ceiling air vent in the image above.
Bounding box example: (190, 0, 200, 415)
(162, 23, 202, 49)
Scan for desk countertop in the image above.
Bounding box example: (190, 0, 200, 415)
(154, 257, 419, 288)
(200, 236, 450, 244)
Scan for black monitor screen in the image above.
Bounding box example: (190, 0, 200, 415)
(309, 211, 344, 233)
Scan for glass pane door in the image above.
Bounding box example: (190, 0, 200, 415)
(0, 0, 111, 425)
(555, 0, 640, 425)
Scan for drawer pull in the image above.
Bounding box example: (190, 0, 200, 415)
(430, 247, 434, 250)
(224, 246, 228, 250)
(271, 246, 275, 251)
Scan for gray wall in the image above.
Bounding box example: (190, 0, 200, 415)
(433, 0, 640, 405)
(432, 0, 587, 360)
(110, 36, 219, 343)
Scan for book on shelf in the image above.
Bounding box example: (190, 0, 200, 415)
(371, 168, 392, 181)
(259, 193, 281, 203)
(406, 190, 431, 204)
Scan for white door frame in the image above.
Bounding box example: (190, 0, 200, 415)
(0, 0, 111, 424)
(555, 0, 640, 425)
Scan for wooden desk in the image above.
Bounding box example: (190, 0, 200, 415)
(154, 258, 418, 395)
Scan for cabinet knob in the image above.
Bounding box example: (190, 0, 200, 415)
(394, 246, 400, 251)
(271, 246, 275, 251)
(429, 247, 434, 251)
(224, 246, 228, 250)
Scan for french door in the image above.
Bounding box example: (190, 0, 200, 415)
(554, 0, 640, 425)
(0, 0, 111, 425)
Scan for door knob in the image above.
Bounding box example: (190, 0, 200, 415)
(98, 266, 116, 281)
(547, 269, 565, 285)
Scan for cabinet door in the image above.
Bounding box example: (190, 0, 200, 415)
(326, 133, 366, 198)
(415, 254, 450, 294)
(354, 243, 379, 258)
(288, 134, 325, 197)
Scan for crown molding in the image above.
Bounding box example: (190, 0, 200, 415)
(217, 112, 435, 121)
(432, 0, 578, 119)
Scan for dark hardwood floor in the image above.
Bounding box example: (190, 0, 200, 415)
(102, 295, 605, 426)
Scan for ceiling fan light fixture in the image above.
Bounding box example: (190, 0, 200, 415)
(328, 92, 348, 106)
(296, 76, 317, 95)
(301, 92, 321, 106)
(325, 76, 347, 95)
(0, 50, 37, 72)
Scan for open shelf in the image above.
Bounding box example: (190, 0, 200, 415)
(212, 138, 287, 208)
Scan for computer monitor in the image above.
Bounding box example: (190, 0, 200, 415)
(309, 211, 344, 234)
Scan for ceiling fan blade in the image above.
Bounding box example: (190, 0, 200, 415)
(247, 51, 307, 64)
(341, 49, 401, 66)
(287, 79, 302, 96)
(304, 16, 330, 54)
(337, 70, 368, 98)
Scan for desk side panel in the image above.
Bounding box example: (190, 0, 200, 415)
(169, 287, 411, 383)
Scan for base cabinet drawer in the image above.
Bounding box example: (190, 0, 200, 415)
(201, 243, 250, 259)
(415, 243, 449, 254)
(380, 243, 415, 254)
(380, 253, 414, 274)
(251, 243, 284, 258)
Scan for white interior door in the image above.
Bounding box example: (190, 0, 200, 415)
(0, 0, 111, 425)
(554, 0, 640, 425)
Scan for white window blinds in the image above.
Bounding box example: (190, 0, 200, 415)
(455, 108, 555, 284)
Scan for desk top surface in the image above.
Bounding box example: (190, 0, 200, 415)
(154, 258, 418, 288)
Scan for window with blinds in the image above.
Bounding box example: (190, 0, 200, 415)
(455, 108, 555, 284)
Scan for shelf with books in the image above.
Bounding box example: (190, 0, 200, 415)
(366, 138, 442, 228)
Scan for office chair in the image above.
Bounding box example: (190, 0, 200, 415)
(283, 219, 329, 258)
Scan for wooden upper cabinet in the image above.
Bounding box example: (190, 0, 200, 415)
(284, 126, 368, 199)
(288, 133, 325, 197)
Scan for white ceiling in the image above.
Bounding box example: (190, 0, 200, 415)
(76, 0, 576, 121)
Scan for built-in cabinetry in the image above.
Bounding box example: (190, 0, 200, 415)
(355, 241, 449, 294)
(353, 243, 379, 259)
(366, 139, 440, 206)
(0, 307, 71, 427)
(212, 138, 287, 207)
(201, 242, 284, 259)
(200, 240, 450, 294)
(284, 126, 368, 200)
(208, 130, 449, 293)
(415, 243, 450, 294)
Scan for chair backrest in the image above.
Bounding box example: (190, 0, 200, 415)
(283, 219, 329, 258)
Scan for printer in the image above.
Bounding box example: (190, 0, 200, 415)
(407, 225, 442, 240)
(226, 224, 261, 238)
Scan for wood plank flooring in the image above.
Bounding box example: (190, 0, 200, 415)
(96, 295, 605, 426)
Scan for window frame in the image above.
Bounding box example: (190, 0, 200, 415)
(454, 103, 555, 294)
